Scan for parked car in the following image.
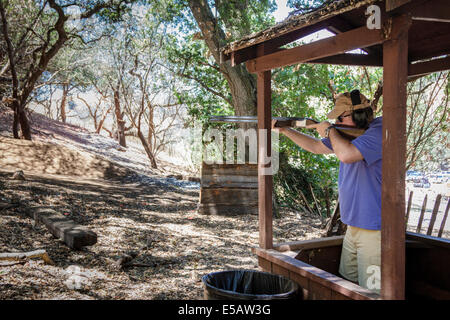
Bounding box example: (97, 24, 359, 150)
(413, 178, 431, 188)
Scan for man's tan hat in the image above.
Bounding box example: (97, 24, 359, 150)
(327, 90, 371, 119)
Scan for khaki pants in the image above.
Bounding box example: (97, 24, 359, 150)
(339, 226, 381, 294)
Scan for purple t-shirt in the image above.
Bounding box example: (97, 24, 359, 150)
(321, 117, 382, 230)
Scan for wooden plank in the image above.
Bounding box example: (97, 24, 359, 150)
(201, 163, 258, 176)
(27, 207, 97, 250)
(197, 203, 258, 215)
(408, 280, 450, 300)
(258, 256, 272, 273)
(289, 271, 309, 300)
(308, 53, 383, 67)
(438, 198, 450, 238)
(253, 247, 379, 300)
(427, 194, 442, 236)
(405, 190, 413, 228)
(201, 174, 258, 184)
(381, 15, 411, 300)
(230, 20, 331, 66)
(406, 231, 450, 249)
(386, 0, 412, 11)
(199, 188, 258, 204)
(326, 15, 382, 58)
(409, 32, 450, 62)
(295, 246, 342, 276)
(402, 0, 450, 23)
(257, 69, 273, 249)
(245, 26, 385, 73)
(272, 263, 290, 278)
(406, 232, 450, 298)
(331, 290, 353, 300)
(309, 281, 332, 300)
(201, 173, 258, 188)
(201, 181, 258, 189)
(416, 194, 428, 233)
(274, 235, 344, 252)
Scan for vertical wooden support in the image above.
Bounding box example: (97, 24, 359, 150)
(416, 194, 428, 233)
(257, 70, 273, 249)
(405, 190, 413, 228)
(438, 199, 450, 238)
(381, 15, 411, 300)
(427, 194, 442, 236)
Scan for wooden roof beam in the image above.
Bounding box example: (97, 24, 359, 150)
(411, 0, 450, 23)
(288, 52, 450, 75)
(307, 53, 383, 67)
(408, 55, 450, 78)
(245, 25, 386, 73)
(408, 32, 450, 62)
(326, 15, 381, 57)
(390, 0, 450, 23)
(228, 20, 331, 66)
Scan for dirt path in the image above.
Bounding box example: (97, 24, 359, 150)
(0, 170, 323, 300)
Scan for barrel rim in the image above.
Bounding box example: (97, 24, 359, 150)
(202, 269, 299, 299)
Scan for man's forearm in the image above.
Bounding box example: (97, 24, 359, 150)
(280, 128, 332, 154)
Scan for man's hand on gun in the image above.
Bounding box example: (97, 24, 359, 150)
(306, 121, 331, 138)
(272, 118, 332, 138)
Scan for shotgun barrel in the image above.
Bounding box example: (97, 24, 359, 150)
(209, 115, 366, 139)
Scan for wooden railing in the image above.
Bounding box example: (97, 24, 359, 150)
(405, 192, 450, 238)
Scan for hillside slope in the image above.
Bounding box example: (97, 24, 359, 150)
(0, 106, 199, 188)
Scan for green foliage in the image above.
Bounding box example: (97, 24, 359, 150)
(275, 151, 337, 219)
(154, 0, 275, 126)
(216, 0, 277, 41)
(165, 35, 233, 125)
(287, 0, 336, 15)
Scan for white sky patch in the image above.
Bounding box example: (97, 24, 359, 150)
(274, 0, 290, 22)
(274, 1, 365, 54)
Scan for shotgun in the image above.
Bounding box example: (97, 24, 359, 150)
(209, 116, 366, 140)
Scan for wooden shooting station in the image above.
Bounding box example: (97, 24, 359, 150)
(221, 0, 450, 300)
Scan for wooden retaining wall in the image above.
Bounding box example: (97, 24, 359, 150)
(198, 162, 258, 215)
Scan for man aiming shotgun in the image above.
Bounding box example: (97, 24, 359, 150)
(272, 90, 382, 294)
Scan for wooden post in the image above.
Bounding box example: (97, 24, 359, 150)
(438, 199, 450, 238)
(381, 15, 411, 300)
(405, 190, 413, 228)
(416, 194, 428, 233)
(427, 194, 442, 236)
(257, 70, 273, 249)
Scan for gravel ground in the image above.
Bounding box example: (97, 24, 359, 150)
(0, 170, 323, 300)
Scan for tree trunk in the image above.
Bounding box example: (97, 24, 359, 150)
(187, 0, 257, 119)
(12, 104, 19, 138)
(147, 107, 154, 153)
(18, 104, 31, 140)
(113, 89, 126, 148)
(137, 130, 157, 169)
(60, 83, 69, 123)
(1, 1, 31, 140)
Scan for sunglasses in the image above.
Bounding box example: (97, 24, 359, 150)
(337, 113, 352, 122)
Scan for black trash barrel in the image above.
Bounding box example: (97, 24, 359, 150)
(202, 270, 299, 300)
